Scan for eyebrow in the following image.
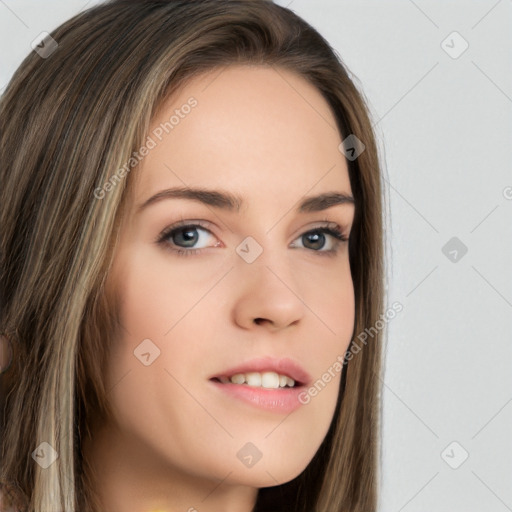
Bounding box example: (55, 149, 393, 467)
(136, 187, 355, 214)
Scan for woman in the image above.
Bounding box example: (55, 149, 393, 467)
(0, 1, 385, 511)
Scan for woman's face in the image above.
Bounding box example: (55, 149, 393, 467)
(101, 64, 355, 501)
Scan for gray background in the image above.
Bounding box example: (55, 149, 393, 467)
(1, 1, 511, 511)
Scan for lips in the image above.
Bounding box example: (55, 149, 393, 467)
(209, 356, 312, 387)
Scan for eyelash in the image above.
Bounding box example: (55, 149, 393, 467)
(155, 220, 349, 258)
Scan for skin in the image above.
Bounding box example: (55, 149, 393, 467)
(83, 64, 355, 512)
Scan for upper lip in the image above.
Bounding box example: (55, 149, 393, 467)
(210, 356, 312, 386)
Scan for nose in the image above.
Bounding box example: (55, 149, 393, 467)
(231, 250, 306, 332)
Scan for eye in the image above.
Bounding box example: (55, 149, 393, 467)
(290, 225, 348, 256)
(156, 221, 217, 257)
(156, 221, 349, 257)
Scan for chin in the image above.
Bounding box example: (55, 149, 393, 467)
(224, 454, 312, 488)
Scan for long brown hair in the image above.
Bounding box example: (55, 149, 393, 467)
(0, 1, 385, 510)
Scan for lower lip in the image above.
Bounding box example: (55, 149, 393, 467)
(209, 379, 306, 413)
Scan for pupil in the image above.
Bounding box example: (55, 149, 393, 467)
(304, 231, 325, 250)
(175, 227, 198, 247)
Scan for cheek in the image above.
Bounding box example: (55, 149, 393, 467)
(304, 257, 355, 349)
(102, 247, 224, 428)
(111, 246, 218, 341)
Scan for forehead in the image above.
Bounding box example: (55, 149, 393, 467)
(130, 65, 352, 214)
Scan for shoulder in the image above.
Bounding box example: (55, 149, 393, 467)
(0, 483, 27, 512)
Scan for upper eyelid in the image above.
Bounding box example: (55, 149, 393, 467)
(157, 220, 350, 244)
(161, 216, 351, 232)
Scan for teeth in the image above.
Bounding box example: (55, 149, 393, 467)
(231, 374, 245, 385)
(261, 372, 279, 388)
(246, 372, 261, 387)
(226, 371, 296, 388)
